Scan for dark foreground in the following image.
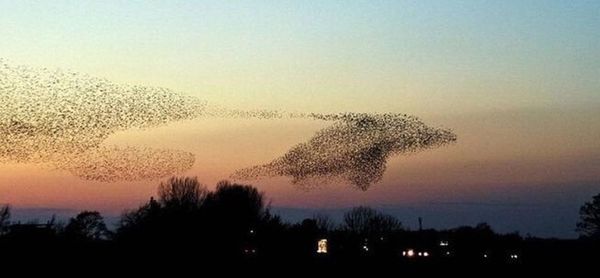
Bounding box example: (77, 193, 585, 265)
(2, 178, 599, 273)
(1, 226, 598, 273)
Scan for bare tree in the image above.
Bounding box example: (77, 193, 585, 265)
(158, 176, 208, 209)
(343, 206, 402, 236)
(344, 206, 374, 235)
(313, 213, 335, 233)
(577, 193, 600, 239)
(0, 205, 10, 235)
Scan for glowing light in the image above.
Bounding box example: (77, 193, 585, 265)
(317, 239, 328, 254)
(403, 249, 429, 258)
(439, 240, 449, 247)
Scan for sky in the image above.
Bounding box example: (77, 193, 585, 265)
(1, 0, 599, 238)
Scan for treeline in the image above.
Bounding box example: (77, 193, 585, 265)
(1, 177, 599, 270)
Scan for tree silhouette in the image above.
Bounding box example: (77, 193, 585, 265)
(64, 211, 110, 241)
(0, 205, 10, 235)
(206, 180, 265, 225)
(158, 176, 208, 209)
(117, 177, 208, 246)
(343, 206, 402, 236)
(577, 193, 600, 239)
(1, 177, 600, 268)
(117, 197, 163, 244)
(204, 180, 267, 254)
(313, 213, 335, 233)
(115, 178, 272, 259)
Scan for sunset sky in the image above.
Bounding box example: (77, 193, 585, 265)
(1, 1, 599, 237)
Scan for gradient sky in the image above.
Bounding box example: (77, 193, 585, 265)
(1, 0, 599, 238)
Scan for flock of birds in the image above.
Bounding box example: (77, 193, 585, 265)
(0, 59, 456, 190)
(233, 113, 456, 190)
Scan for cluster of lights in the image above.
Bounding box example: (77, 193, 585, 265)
(439, 240, 449, 247)
(361, 238, 370, 252)
(402, 249, 429, 258)
(309, 237, 519, 261)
